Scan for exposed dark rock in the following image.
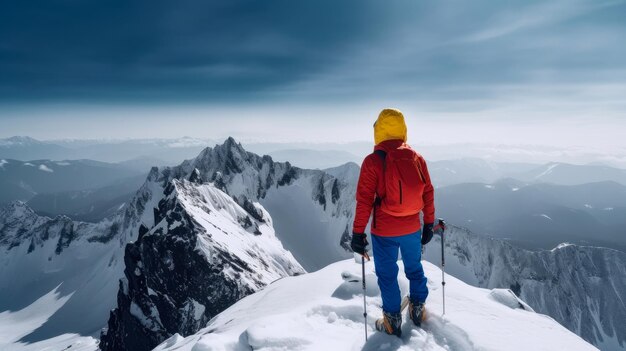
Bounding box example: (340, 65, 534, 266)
(315, 177, 327, 210)
(339, 224, 352, 252)
(242, 197, 264, 223)
(100, 192, 253, 351)
(277, 165, 297, 186)
(54, 218, 75, 254)
(331, 179, 340, 204)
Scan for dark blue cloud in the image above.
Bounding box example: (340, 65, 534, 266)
(0, 0, 416, 101)
(1, 0, 625, 102)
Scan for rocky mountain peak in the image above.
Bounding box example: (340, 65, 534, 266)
(0, 200, 37, 220)
(100, 176, 303, 351)
(192, 137, 258, 176)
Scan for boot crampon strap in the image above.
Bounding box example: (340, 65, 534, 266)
(407, 297, 427, 327)
(375, 311, 402, 337)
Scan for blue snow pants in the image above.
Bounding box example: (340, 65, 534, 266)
(371, 230, 428, 314)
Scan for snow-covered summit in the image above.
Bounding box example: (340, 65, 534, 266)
(155, 258, 597, 351)
(0, 199, 107, 252)
(145, 137, 358, 271)
(1, 200, 35, 219)
(324, 161, 360, 183)
(0, 136, 43, 146)
(164, 136, 294, 202)
(0, 201, 44, 248)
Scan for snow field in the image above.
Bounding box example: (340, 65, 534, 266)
(155, 258, 597, 351)
(0, 284, 99, 351)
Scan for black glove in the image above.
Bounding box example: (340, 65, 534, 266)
(421, 223, 434, 245)
(351, 232, 369, 256)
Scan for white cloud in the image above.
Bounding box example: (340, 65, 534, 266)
(38, 164, 54, 172)
(463, 0, 619, 42)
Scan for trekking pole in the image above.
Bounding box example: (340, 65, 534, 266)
(361, 255, 368, 341)
(434, 219, 447, 315)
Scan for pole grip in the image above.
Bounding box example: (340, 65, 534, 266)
(437, 218, 446, 266)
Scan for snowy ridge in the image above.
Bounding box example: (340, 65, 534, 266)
(0, 165, 174, 349)
(156, 137, 358, 271)
(99, 173, 303, 351)
(173, 178, 303, 288)
(422, 225, 626, 351)
(155, 258, 597, 351)
(0, 136, 44, 147)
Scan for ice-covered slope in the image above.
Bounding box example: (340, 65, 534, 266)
(0, 202, 121, 344)
(0, 174, 167, 349)
(154, 258, 597, 351)
(422, 226, 626, 351)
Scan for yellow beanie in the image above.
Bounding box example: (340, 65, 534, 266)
(374, 108, 407, 145)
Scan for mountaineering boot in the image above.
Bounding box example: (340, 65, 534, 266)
(375, 311, 402, 337)
(408, 299, 426, 327)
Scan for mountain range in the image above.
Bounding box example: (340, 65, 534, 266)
(1, 138, 624, 350)
(422, 225, 626, 350)
(436, 179, 626, 252)
(0, 158, 146, 206)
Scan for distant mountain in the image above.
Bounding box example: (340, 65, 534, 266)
(513, 162, 626, 185)
(324, 161, 361, 182)
(268, 148, 360, 169)
(0, 201, 126, 346)
(26, 174, 148, 222)
(243, 140, 372, 160)
(423, 225, 626, 350)
(0, 136, 215, 164)
(0, 159, 145, 205)
(0, 136, 72, 160)
(57, 137, 213, 164)
(4, 136, 626, 186)
(428, 158, 538, 187)
(116, 156, 172, 172)
(436, 180, 626, 251)
(0, 136, 42, 146)
(428, 158, 626, 187)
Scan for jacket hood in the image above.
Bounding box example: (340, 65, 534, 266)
(374, 108, 407, 145)
(374, 139, 405, 152)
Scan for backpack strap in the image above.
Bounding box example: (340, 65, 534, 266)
(374, 149, 387, 163)
(414, 154, 426, 183)
(373, 150, 387, 194)
(372, 150, 386, 229)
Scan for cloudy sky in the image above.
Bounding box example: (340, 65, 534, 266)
(1, 0, 625, 148)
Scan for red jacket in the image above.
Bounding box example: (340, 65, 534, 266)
(352, 140, 435, 236)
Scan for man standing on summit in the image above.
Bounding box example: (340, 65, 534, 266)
(351, 108, 435, 337)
